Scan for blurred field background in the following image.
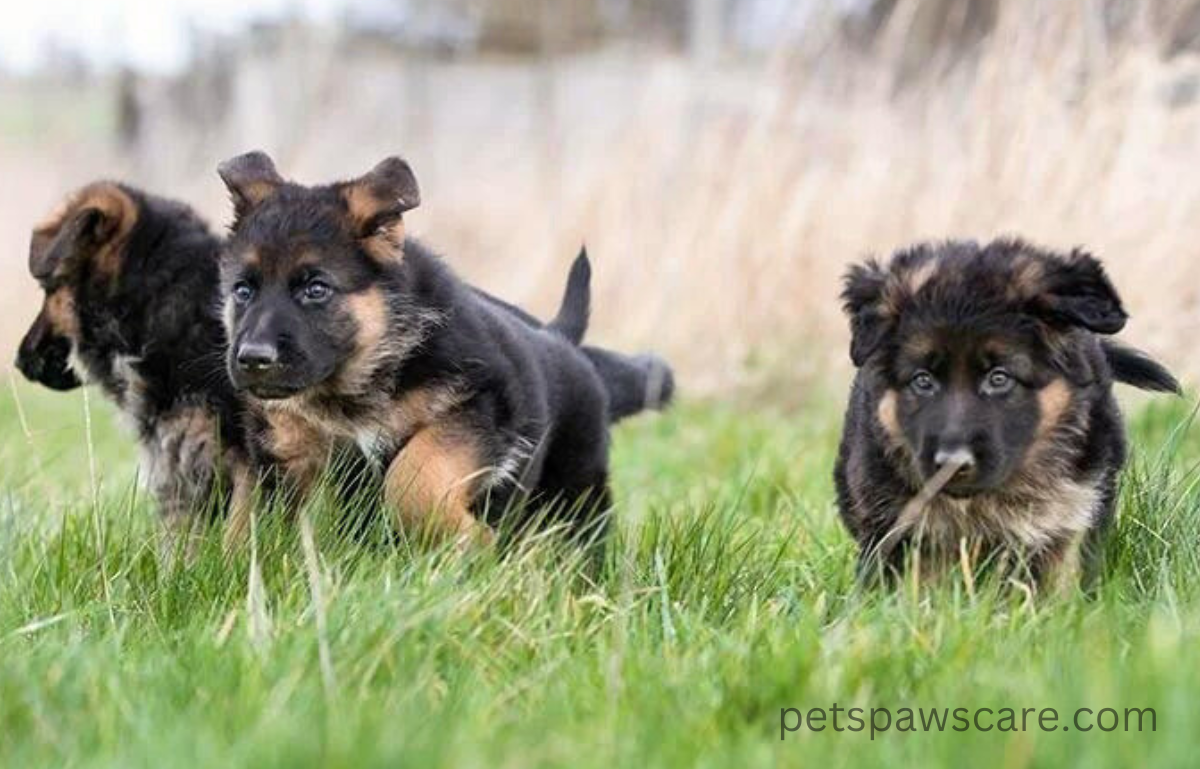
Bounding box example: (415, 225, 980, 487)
(8, 5, 1200, 766)
(3, 0, 1200, 397)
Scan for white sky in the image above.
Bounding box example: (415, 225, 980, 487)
(0, 0, 849, 73)
(0, 0, 349, 73)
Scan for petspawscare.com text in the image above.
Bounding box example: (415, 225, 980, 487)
(780, 704, 1157, 740)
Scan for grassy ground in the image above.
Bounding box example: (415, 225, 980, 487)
(1, 380, 1199, 768)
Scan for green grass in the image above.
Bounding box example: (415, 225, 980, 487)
(2, 379, 1200, 767)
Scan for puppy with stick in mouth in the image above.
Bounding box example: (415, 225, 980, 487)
(216, 151, 673, 553)
(835, 239, 1180, 591)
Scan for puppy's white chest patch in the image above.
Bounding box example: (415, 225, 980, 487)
(110, 354, 148, 430)
(354, 427, 390, 466)
(483, 436, 537, 492)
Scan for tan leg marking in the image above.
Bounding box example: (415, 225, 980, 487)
(384, 424, 493, 545)
(1035, 532, 1085, 597)
(221, 460, 257, 554)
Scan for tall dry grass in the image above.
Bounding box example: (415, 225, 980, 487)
(2, 1, 1200, 397)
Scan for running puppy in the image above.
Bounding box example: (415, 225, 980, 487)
(217, 151, 666, 548)
(834, 239, 1180, 590)
(14, 183, 257, 549)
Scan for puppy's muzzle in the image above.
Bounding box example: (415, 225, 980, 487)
(934, 446, 976, 477)
(235, 340, 280, 373)
(16, 316, 81, 391)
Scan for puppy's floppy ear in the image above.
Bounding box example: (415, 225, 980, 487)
(842, 259, 893, 367)
(218, 151, 285, 222)
(29, 184, 136, 281)
(1033, 249, 1128, 334)
(29, 223, 62, 280)
(338, 157, 420, 246)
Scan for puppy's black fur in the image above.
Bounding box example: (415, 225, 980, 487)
(15, 183, 256, 541)
(834, 238, 1180, 590)
(217, 152, 673, 548)
(475, 247, 676, 422)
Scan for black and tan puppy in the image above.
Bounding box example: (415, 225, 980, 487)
(15, 183, 258, 548)
(835, 239, 1180, 590)
(216, 151, 671, 549)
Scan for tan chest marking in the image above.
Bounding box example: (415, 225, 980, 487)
(262, 407, 339, 495)
(261, 382, 467, 496)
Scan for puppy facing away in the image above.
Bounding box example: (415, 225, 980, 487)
(216, 151, 673, 550)
(834, 239, 1180, 591)
(14, 182, 257, 549)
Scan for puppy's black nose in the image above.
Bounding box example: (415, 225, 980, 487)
(15, 352, 41, 380)
(236, 341, 280, 371)
(934, 446, 976, 475)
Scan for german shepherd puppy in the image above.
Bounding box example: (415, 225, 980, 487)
(835, 239, 1180, 590)
(14, 182, 257, 548)
(216, 151, 672, 548)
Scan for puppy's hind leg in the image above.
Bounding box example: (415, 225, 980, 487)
(533, 428, 614, 571)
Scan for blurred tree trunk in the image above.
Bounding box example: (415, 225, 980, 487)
(115, 68, 141, 154)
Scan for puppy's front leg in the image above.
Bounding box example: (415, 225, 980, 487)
(384, 425, 494, 546)
(1031, 533, 1087, 598)
(221, 459, 257, 554)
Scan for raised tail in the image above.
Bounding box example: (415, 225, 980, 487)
(583, 347, 675, 422)
(1103, 340, 1182, 394)
(549, 246, 674, 421)
(547, 248, 591, 345)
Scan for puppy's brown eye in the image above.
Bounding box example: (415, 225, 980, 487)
(910, 370, 938, 396)
(301, 280, 333, 303)
(982, 368, 1015, 396)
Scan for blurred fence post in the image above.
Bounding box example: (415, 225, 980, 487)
(115, 68, 142, 157)
(689, 0, 723, 65)
(536, 0, 564, 245)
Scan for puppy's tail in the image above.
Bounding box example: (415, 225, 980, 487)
(1103, 340, 1182, 394)
(583, 347, 675, 423)
(548, 247, 591, 345)
(548, 246, 674, 421)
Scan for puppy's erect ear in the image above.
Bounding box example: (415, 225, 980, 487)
(842, 259, 893, 367)
(218, 151, 285, 222)
(1033, 250, 1128, 334)
(29, 184, 137, 281)
(338, 157, 420, 251)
